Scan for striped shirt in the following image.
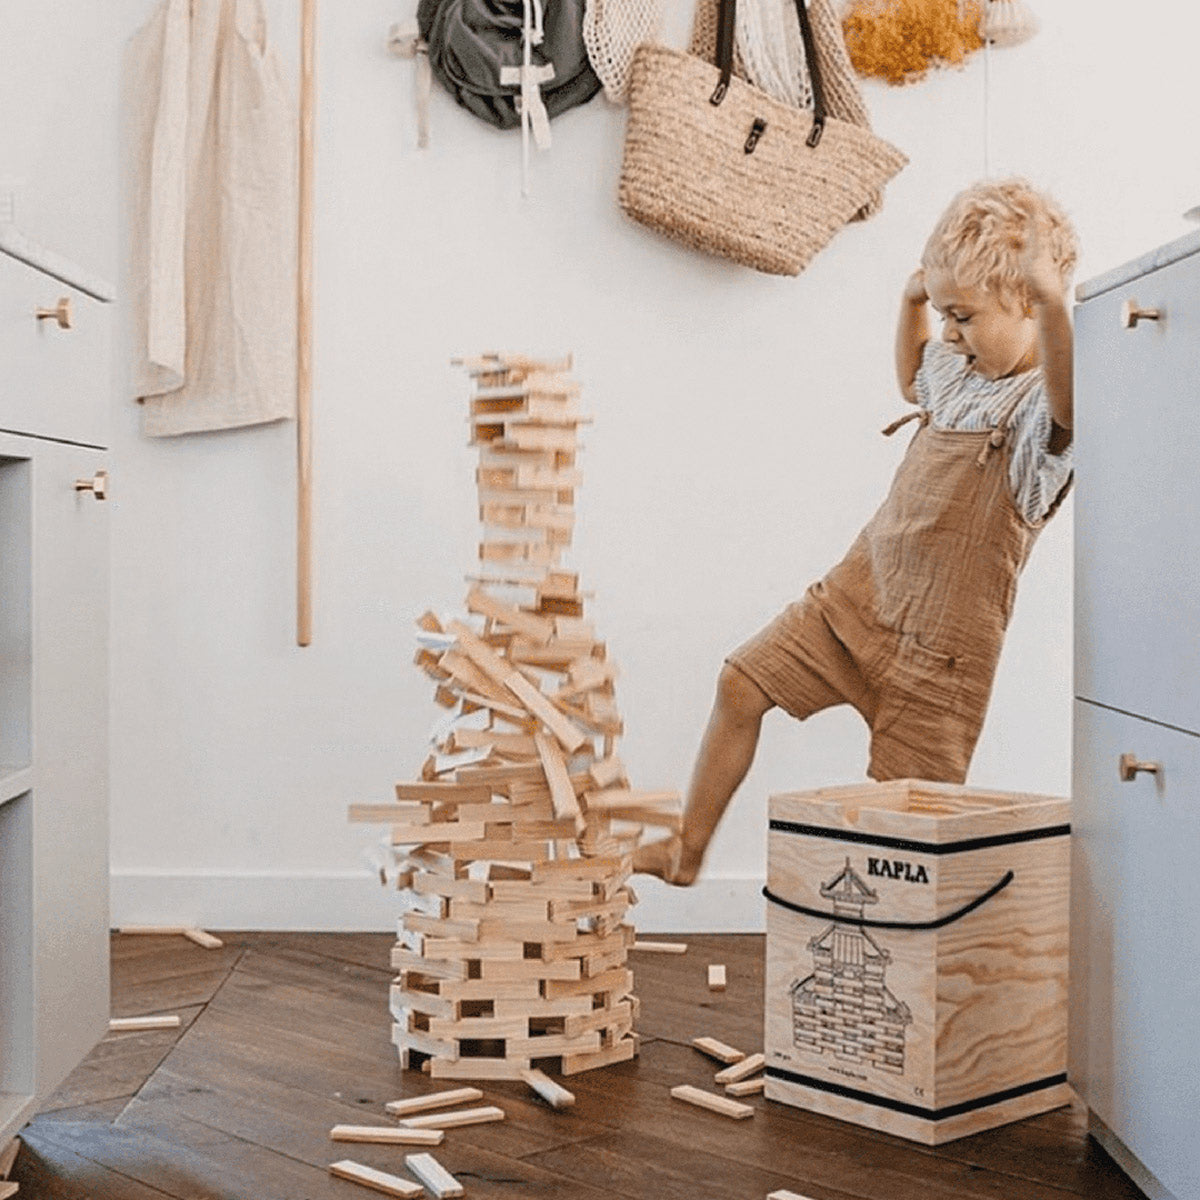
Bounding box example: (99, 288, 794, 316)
(913, 339, 1073, 525)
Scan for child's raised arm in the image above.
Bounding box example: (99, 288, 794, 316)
(1021, 221, 1073, 447)
(895, 269, 930, 403)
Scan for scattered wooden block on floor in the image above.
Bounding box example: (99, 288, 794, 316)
(707, 964, 726, 991)
(767, 1191, 817, 1200)
(670, 1084, 754, 1120)
(521, 1068, 575, 1109)
(108, 1015, 182, 1033)
(725, 1077, 765, 1097)
(714, 1052, 764, 1085)
(328, 1160, 423, 1197)
(631, 941, 687, 953)
(182, 927, 223, 949)
(399, 1105, 505, 1130)
(330, 1125, 444, 1146)
(692, 1036, 744, 1064)
(404, 1152, 464, 1198)
(384, 1087, 483, 1118)
(0, 1181, 16, 1199)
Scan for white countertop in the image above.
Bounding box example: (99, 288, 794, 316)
(1076, 227, 1200, 302)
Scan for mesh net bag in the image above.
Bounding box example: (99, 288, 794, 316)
(584, 0, 665, 102)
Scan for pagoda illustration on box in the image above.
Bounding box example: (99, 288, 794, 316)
(790, 859, 913, 1075)
(350, 353, 681, 1081)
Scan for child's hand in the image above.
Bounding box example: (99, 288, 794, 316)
(1019, 217, 1064, 307)
(632, 835, 702, 886)
(902, 268, 928, 305)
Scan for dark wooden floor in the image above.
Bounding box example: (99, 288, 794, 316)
(10, 932, 1145, 1200)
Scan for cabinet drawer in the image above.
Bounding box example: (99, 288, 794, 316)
(1074, 250, 1200, 734)
(0, 252, 109, 447)
(1069, 700, 1200, 1200)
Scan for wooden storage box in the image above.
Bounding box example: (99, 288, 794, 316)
(764, 779, 1071, 1144)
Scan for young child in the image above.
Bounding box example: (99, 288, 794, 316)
(637, 177, 1078, 886)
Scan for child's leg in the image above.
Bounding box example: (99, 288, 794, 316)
(634, 664, 773, 885)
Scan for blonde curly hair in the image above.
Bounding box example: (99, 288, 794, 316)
(922, 178, 1079, 310)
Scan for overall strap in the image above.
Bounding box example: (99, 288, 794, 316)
(975, 384, 1031, 465)
(881, 408, 930, 437)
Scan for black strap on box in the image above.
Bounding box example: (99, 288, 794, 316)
(710, 0, 828, 147)
(761, 870, 1014, 930)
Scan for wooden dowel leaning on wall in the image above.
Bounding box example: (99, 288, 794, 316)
(297, 0, 316, 646)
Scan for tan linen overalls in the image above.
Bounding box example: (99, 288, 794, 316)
(728, 390, 1069, 783)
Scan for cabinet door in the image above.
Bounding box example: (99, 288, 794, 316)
(31, 440, 110, 1099)
(1069, 700, 1200, 1200)
(1074, 251, 1200, 734)
(0, 254, 109, 448)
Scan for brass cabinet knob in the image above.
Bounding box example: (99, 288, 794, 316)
(35, 296, 73, 329)
(1120, 298, 1161, 328)
(1119, 752, 1162, 782)
(74, 470, 109, 501)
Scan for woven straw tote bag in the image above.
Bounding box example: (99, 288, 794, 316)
(618, 0, 907, 275)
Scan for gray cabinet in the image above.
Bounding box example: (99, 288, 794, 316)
(0, 251, 111, 1144)
(1071, 231, 1200, 1200)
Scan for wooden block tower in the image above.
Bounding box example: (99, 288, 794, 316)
(350, 353, 681, 1081)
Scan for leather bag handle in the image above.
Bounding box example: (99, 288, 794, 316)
(710, 0, 828, 147)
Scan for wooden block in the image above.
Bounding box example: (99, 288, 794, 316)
(494, 995, 592, 1020)
(330, 1125, 444, 1145)
(350, 804, 432, 826)
(402, 912, 480, 941)
(391, 995, 456, 1029)
(466, 589, 552, 645)
(0, 1181, 14, 1200)
(447, 839, 551, 863)
(412, 872, 490, 904)
(328, 1160, 423, 1197)
(532, 855, 628, 884)
(505, 672, 587, 753)
(714, 1052, 764, 1084)
(181, 928, 223, 949)
(585, 788, 680, 812)
(421, 938, 525, 961)
(521, 1068, 576, 1109)
(400, 1105, 505, 1130)
(384, 1088, 484, 1117)
(587, 755, 626, 789)
(390, 949, 469, 980)
(563, 999, 633, 1039)
(560, 1034, 638, 1075)
(108, 1016, 182, 1033)
(766, 1192, 817, 1200)
(725, 1077, 765, 1096)
(506, 1031, 601, 1057)
(427, 1057, 531, 1080)
(544, 966, 632, 1001)
(479, 957, 582, 983)
(435, 977, 540, 1002)
(631, 941, 688, 954)
(708, 964, 727, 992)
(394, 782, 493, 804)
(670, 1085, 754, 1120)
(534, 732, 583, 830)
(426, 1015, 529, 1039)
(404, 1153, 464, 1199)
(692, 1037, 745, 1064)
(392, 1026, 460, 1062)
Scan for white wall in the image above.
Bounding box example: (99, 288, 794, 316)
(6, 0, 1198, 931)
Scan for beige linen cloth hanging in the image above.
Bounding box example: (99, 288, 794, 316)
(128, 0, 297, 436)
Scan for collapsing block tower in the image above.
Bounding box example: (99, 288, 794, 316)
(350, 353, 681, 1081)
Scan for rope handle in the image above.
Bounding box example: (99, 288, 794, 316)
(710, 0, 829, 146)
(762, 870, 1014, 930)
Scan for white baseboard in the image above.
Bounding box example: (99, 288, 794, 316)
(109, 869, 766, 934)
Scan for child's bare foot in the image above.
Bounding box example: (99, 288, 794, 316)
(633, 836, 702, 886)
